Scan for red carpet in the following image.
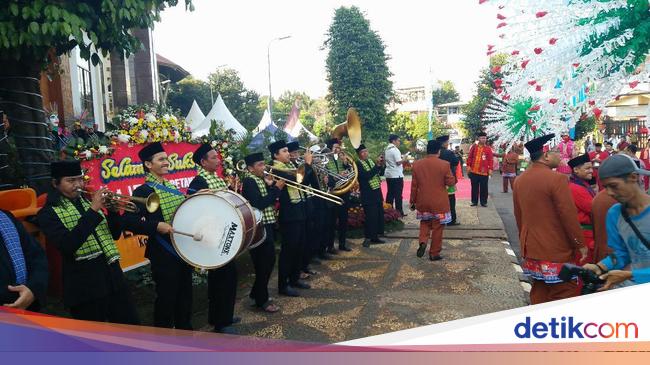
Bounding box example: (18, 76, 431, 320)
(380, 175, 471, 202)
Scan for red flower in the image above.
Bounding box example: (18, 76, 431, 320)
(494, 78, 503, 87)
(593, 108, 602, 119)
(629, 81, 640, 89)
(535, 85, 542, 91)
(491, 66, 502, 74)
(497, 13, 506, 20)
(527, 119, 533, 125)
(502, 94, 511, 101)
(531, 125, 538, 132)
(549, 38, 558, 45)
(528, 80, 537, 86)
(549, 98, 558, 104)
(529, 105, 540, 112)
(534, 47, 543, 54)
(487, 50, 496, 56)
(479, 0, 489, 4)
(495, 88, 503, 94)
(536, 11, 548, 18)
(572, 63, 580, 67)
(511, 50, 520, 56)
(497, 22, 507, 28)
(521, 59, 530, 68)
(588, 100, 595, 106)
(487, 44, 495, 51)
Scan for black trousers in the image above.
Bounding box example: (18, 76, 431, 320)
(303, 198, 324, 268)
(279, 221, 306, 289)
(325, 193, 350, 249)
(207, 260, 237, 329)
(362, 190, 385, 239)
(385, 177, 404, 214)
(249, 225, 276, 307)
(448, 194, 457, 223)
(469, 172, 489, 205)
(150, 254, 193, 330)
(69, 283, 139, 325)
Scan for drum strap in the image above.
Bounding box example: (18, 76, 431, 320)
(155, 234, 181, 259)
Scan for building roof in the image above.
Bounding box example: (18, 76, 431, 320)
(436, 101, 467, 108)
(156, 53, 190, 82)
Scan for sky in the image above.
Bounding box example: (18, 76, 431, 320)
(153, 0, 498, 102)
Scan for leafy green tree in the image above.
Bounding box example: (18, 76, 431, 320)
(462, 54, 508, 142)
(390, 112, 447, 141)
(324, 6, 393, 140)
(167, 76, 211, 116)
(431, 80, 460, 107)
(207, 67, 263, 131)
(0, 0, 192, 191)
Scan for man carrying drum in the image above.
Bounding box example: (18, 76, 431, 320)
(123, 142, 193, 330)
(187, 143, 240, 333)
(241, 152, 284, 313)
(38, 160, 139, 324)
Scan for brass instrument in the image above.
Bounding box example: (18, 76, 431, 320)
(332, 107, 362, 149)
(235, 160, 344, 206)
(78, 189, 160, 213)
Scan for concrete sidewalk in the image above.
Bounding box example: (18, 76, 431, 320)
(212, 184, 528, 343)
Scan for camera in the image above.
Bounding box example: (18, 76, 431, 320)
(559, 263, 605, 295)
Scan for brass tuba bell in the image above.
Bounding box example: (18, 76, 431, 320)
(331, 107, 362, 149)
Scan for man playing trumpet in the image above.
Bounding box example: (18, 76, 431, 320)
(37, 160, 139, 324)
(123, 142, 193, 330)
(187, 143, 240, 334)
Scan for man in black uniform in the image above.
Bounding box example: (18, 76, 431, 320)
(1, 209, 48, 312)
(123, 142, 192, 330)
(187, 143, 240, 333)
(241, 152, 284, 313)
(38, 160, 138, 324)
(325, 138, 352, 252)
(356, 144, 386, 248)
(436, 135, 460, 226)
(269, 140, 312, 297)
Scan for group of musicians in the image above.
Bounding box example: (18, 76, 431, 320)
(32, 137, 387, 333)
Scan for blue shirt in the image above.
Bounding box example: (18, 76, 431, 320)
(601, 203, 650, 284)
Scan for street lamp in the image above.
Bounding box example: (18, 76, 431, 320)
(267, 35, 291, 123)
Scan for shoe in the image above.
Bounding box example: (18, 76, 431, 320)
(470, 203, 478, 207)
(261, 302, 279, 313)
(371, 238, 386, 244)
(338, 245, 352, 252)
(416, 243, 426, 258)
(447, 222, 460, 226)
(291, 281, 311, 289)
(231, 316, 241, 324)
(481, 203, 487, 207)
(502, 191, 508, 193)
(326, 247, 339, 255)
(362, 239, 371, 248)
(214, 325, 239, 335)
(279, 286, 300, 297)
(429, 255, 443, 261)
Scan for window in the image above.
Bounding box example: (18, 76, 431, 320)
(78, 61, 94, 119)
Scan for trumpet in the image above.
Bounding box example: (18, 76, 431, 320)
(235, 160, 344, 206)
(77, 189, 160, 213)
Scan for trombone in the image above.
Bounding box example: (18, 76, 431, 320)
(77, 189, 160, 213)
(235, 160, 343, 206)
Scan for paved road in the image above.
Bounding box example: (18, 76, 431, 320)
(487, 174, 522, 261)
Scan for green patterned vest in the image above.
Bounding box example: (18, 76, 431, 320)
(52, 198, 120, 263)
(197, 167, 228, 190)
(360, 159, 381, 190)
(145, 173, 185, 222)
(245, 172, 277, 224)
(272, 160, 304, 203)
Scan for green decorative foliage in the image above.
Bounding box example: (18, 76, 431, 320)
(167, 76, 212, 117)
(207, 67, 263, 131)
(324, 6, 394, 140)
(431, 80, 460, 107)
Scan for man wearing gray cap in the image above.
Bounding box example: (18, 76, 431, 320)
(584, 154, 650, 289)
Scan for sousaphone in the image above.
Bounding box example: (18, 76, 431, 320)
(327, 107, 362, 195)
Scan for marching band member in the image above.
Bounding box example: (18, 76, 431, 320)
(187, 143, 239, 333)
(355, 144, 386, 248)
(123, 142, 192, 329)
(37, 160, 139, 324)
(269, 140, 312, 297)
(241, 152, 284, 313)
(325, 138, 352, 253)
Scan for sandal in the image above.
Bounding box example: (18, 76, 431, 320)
(261, 302, 279, 313)
(300, 272, 311, 280)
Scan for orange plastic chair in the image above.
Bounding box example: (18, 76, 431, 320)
(0, 188, 39, 220)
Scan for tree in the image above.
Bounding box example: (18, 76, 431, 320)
(324, 6, 393, 140)
(390, 112, 447, 141)
(462, 54, 508, 142)
(167, 76, 211, 116)
(0, 0, 192, 191)
(431, 80, 460, 107)
(207, 67, 263, 131)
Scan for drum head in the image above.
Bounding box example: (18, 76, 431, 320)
(171, 193, 245, 269)
(248, 209, 266, 249)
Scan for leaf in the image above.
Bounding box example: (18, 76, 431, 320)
(91, 53, 100, 66)
(29, 22, 39, 34)
(9, 3, 19, 17)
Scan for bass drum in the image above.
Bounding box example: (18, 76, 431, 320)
(170, 191, 256, 269)
(248, 209, 267, 250)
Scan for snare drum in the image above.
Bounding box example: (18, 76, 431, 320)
(170, 190, 256, 269)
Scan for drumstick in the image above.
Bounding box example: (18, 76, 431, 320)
(174, 229, 203, 241)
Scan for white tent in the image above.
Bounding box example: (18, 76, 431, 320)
(286, 119, 318, 142)
(192, 94, 247, 139)
(184, 100, 205, 131)
(252, 109, 275, 135)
